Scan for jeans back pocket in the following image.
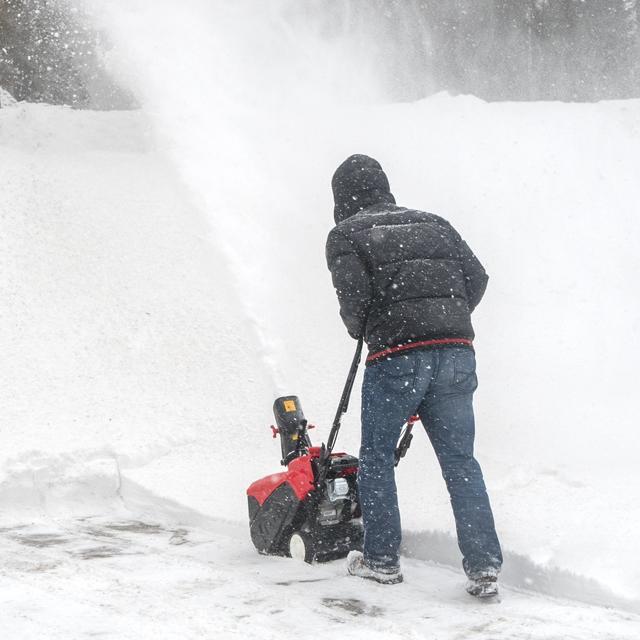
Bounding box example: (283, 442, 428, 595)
(378, 354, 417, 393)
(453, 349, 478, 392)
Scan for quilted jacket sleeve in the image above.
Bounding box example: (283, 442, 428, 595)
(325, 227, 372, 339)
(451, 226, 489, 313)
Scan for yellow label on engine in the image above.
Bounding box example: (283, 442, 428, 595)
(283, 399, 297, 412)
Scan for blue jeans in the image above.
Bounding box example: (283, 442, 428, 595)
(358, 347, 503, 577)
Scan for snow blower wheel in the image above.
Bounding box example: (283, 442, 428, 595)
(288, 532, 312, 562)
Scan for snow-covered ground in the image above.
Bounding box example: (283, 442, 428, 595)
(2, 2, 640, 636)
(2, 474, 639, 640)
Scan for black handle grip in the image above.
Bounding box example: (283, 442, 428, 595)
(318, 337, 364, 482)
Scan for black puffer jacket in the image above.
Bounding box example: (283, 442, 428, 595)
(326, 155, 488, 359)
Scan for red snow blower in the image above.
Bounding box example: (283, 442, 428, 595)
(246, 339, 417, 563)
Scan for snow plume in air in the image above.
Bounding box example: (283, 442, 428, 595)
(81, 0, 404, 394)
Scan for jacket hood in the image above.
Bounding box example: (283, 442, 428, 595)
(331, 154, 395, 224)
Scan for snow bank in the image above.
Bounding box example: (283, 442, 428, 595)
(0, 86, 17, 108)
(0, 103, 275, 522)
(2, 0, 640, 609)
(0, 450, 123, 524)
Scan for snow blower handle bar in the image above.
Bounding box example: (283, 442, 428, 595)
(318, 337, 364, 482)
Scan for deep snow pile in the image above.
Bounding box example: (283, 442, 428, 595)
(0, 104, 275, 522)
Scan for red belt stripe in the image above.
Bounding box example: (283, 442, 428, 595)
(366, 338, 473, 363)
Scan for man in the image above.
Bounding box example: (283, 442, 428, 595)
(326, 154, 502, 597)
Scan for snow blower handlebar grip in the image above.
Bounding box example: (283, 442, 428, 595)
(394, 415, 419, 466)
(318, 338, 364, 483)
